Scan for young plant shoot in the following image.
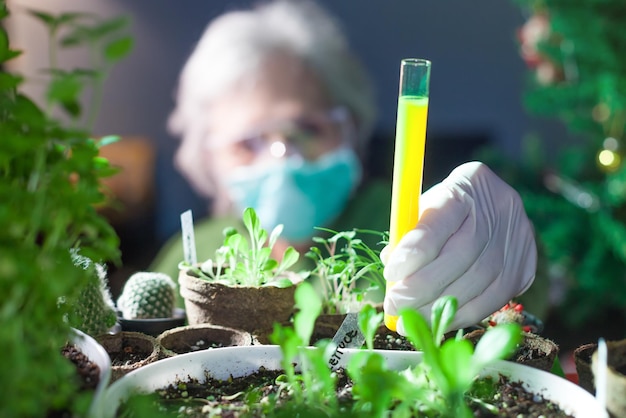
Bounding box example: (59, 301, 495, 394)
(181, 207, 299, 287)
(306, 228, 387, 314)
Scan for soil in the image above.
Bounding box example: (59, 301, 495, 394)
(46, 344, 101, 418)
(109, 343, 152, 367)
(372, 331, 415, 351)
(169, 338, 228, 354)
(61, 344, 101, 390)
(118, 366, 574, 418)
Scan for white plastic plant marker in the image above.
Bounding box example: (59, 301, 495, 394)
(328, 312, 365, 369)
(596, 337, 607, 409)
(180, 209, 197, 265)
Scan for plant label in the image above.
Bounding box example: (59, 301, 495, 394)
(180, 209, 197, 265)
(328, 312, 365, 370)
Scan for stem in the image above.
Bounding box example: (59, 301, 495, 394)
(85, 41, 106, 131)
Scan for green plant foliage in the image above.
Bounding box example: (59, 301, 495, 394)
(503, 0, 626, 327)
(0, 3, 130, 416)
(306, 228, 387, 314)
(66, 249, 118, 336)
(181, 207, 300, 287)
(266, 291, 522, 417)
(117, 272, 177, 319)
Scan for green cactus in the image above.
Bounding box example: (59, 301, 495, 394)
(67, 249, 118, 336)
(117, 272, 177, 319)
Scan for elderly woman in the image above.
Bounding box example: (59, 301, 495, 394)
(151, 0, 387, 277)
(151, 0, 536, 333)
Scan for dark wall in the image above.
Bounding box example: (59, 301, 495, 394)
(94, 0, 543, 245)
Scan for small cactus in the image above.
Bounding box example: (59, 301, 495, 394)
(68, 249, 118, 336)
(117, 272, 177, 319)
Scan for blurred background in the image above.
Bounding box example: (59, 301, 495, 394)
(12, 0, 624, 355)
(7, 0, 564, 259)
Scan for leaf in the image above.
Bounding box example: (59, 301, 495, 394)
(103, 36, 133, 63)
(278, 247, 299, 271)
(27, 10, 56, 27)
(0, 29, 21, 64)
(60, 25, 92, 47)
(358, 304, 383, 350)
(431, 296, 457, 346)
(400, 308, 437, 356)
(268, 224, 284, 248)
(97, 135, 120, 148)
(268, 278, 293, 288)
(293, 282, 322, 344)
(439, 339, 476, 391)
(473, 323, 522, 369)
(90, 16, 130, 38)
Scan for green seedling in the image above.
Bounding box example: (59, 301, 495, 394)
(181, 207, 299, 287)
(306, 228, 387, 314)
(269, 281, 338, 415)
(400, 296, 523, 417)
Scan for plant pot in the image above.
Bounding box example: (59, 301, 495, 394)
(178, 268, 298, 341)
(463, 329, 559, 372)
(117, 307, 187, 337)
(574, 342, 597, 393)
(69, 328, 111, 418)
(156, 323, 253, 358)
(591, 339, 626, 418)
(96, 331, 160, 382)
(102, 345, 607, 418)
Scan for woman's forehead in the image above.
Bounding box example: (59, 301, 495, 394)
(205, 55, 332, 136)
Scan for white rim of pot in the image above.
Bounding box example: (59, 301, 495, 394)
(101, 345, 607, 418)
(70, 328, 111, 418)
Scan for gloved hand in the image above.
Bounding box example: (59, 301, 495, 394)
(383, 161, 537, 334)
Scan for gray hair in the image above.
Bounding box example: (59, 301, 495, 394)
(168, 0, 377, 149)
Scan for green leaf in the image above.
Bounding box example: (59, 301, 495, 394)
(473, 323, 522, 369)
(268, 278, 294, 288)
(27, 10, 56, 27)
(90, 16, 130, 38)
(46, 72, 83, 105)
(279, 247, 299, 271)
(97, 135, 120, 147)
(103, 36, 133, 63)
(439, 339, 476, 390)
(0, 29, 21, 64)
(358, 304, 383, 350)
(0, 72, 22, 91)
(431, 296, 457, 346)
(293, 282, 322, 344)
(400, 308, 437, 356)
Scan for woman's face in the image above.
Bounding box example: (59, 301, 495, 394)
(203, 54, 345, 177)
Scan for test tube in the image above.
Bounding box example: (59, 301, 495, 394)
(385, 58, 431, 331)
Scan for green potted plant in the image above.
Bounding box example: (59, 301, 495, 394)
(303, 228, 412, 349)
(0, 4, 132, 417)
(116, 271, 186, 337)
(178, 207, 303, 342)
(102, 284, 607, 417)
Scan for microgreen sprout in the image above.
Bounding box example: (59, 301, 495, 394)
(181, 207, 299, 287)
(400, 296, 523, 417)
(266, 291, 523, 417)
(306, 228, 387, 314)
(269, 281, 338, 415)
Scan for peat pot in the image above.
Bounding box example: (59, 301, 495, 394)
(178, 268, 298, 341)
(156, 323, 253, 358)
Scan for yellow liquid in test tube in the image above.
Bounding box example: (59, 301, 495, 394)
(385, 96, 429, 331)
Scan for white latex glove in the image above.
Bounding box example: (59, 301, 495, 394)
(383, 161, 537, 335)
